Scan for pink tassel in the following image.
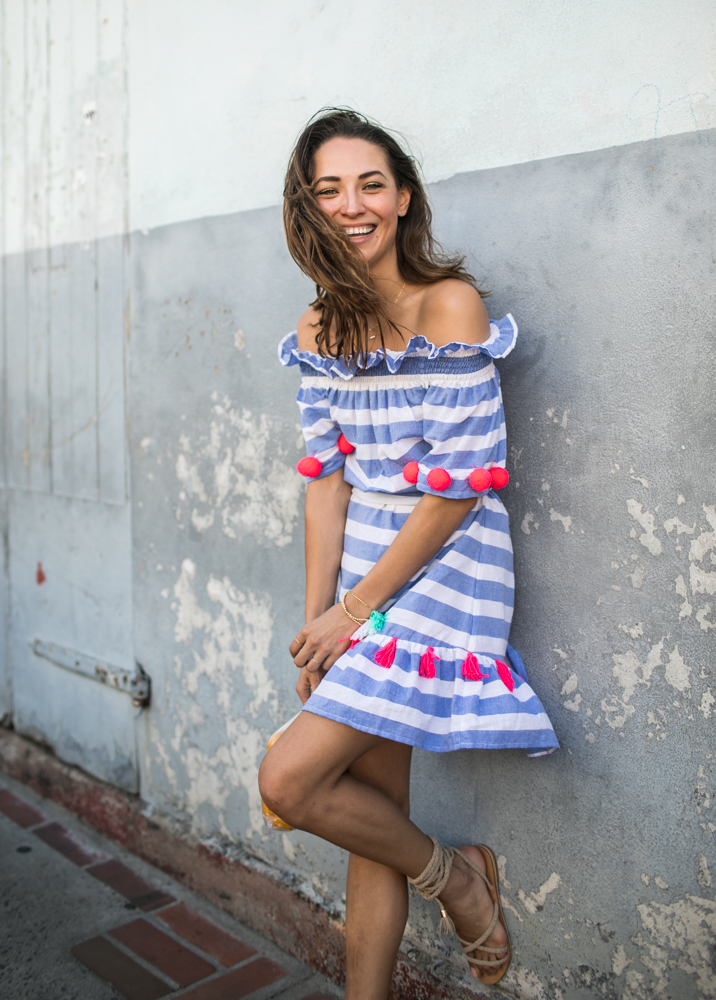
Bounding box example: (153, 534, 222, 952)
(461, 652, 486, 681)
(374, 636, 397, 669)
(495, 659, 515, 692)
(339, 636, 362, 650)
(419, 647, 439, 679)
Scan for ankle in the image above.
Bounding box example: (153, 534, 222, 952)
(443, 860, 471, 901)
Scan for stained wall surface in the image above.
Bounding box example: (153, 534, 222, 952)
(2, 2, 715, 998)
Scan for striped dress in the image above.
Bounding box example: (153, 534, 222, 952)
(279, 316, 558, 758)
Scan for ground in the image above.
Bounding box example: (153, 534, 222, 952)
(0, 773, 341, 1000)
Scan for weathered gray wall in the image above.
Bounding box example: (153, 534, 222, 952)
(122, 129, 716, 998)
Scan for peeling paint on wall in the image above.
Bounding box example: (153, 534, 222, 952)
(149, 559, 279, 838)
(173, 394, 303, 548)
(631, 893, 716, 997)
(626, 500, 662, 556)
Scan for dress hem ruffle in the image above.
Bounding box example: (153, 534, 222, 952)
(301, 699, 560, 756)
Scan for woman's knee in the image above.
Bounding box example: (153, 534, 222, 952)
(258, 752, 311, 828)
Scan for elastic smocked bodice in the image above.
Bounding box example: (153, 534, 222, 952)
(298, 351, 493, 379)
(278, 314, 518, 380)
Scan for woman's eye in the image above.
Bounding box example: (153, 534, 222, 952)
(364, 182, 383, 190)
(316, 187, 337, 196)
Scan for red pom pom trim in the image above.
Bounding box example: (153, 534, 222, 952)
(426, 468, 452, 491)
(461, 652, 487, 681)
(419, 647, 439, 679)
(337, 434, 355, 454)
(468, 468, 492, 492)
(495, 659, 515, 692)
(374, 636, 397, 669)
(490, 466, 509, 490)
(403, 461, 419, 484)
(296, 456, 322, 478)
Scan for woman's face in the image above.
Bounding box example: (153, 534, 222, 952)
(312, 137, 410, 269)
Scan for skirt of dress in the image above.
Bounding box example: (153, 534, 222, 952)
(302, 490, 559, 757)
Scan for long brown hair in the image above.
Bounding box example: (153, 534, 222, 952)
(283, 108, 482, 365)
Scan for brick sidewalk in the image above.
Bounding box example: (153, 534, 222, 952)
(0, 779, 340, 1000)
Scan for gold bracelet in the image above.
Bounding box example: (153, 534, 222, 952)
(347, 590, 373, 613)
(340, 598, 367, 626)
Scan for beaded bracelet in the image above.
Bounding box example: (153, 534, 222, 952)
(340, 598, 367, 626)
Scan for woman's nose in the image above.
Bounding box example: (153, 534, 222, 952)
(340, 187, 364, 218)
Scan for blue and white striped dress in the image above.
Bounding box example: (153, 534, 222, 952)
(279, 315, 558, 758)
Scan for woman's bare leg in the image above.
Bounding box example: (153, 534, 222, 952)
(344, 740, 412, 1000)
(259, 712, 507, 981)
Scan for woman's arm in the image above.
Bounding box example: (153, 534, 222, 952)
(290, 493, 476, 675)
(295, 469, 352, 703)
(304, 469, 353, 620)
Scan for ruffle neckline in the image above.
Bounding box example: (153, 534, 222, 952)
(278, 314, 518, 381)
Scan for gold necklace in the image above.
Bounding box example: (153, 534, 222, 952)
(369, 281, 407, 339)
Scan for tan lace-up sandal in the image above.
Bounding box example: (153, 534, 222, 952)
(408, 835, 511, 985)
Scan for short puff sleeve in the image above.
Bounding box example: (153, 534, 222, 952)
(415, 376, 507, 499)
(296, 381, 346, 481)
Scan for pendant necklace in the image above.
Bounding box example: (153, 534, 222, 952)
(369, 281, 406, 340)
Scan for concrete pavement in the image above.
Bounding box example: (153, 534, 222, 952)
(0, 773, 342, 1000)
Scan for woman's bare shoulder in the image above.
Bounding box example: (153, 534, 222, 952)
(296, 305, 323, 352)
(418, 279, 490, 347)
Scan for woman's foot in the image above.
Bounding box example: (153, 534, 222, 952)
(438, 845, 509, 980)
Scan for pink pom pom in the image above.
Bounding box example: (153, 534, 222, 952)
(490, 467, 509, 490)
(403, 461, 419, 484)
(296, 456, 322, 478)
(461, 652, 487, 681)
(419, 647, 439, 679)
(374, 636, 397, 669)
(468, 468, 492, 492)
(337, 434, 355, 454)
(495, 659, 515, 692)
(426, 468, 451, 491)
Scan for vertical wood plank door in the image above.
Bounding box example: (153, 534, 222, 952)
(1, 0, 135, 791)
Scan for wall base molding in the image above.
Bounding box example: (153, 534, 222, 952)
(0, 728, 484, 1000)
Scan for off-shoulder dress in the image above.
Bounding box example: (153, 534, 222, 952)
(279, 315, 558, 758)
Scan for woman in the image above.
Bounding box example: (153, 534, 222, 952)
(259, 109, 558, 998)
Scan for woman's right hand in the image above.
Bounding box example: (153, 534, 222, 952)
(296, 664, 327, 705)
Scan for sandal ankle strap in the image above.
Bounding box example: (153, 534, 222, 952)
(408, 835, 455, 901)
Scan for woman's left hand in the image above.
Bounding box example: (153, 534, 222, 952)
(289, 603, 356, 674)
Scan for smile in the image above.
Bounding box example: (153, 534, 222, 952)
(345, 226, 376, 236)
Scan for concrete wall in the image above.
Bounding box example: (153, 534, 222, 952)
(2, 2, 715, 997)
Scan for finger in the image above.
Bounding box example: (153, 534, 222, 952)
(305, 652, 326, 673)
(296, 670, 311, 705)
(320, 638, 351, 672)
(293, 644, 319, 669)
(288, 630, 306, 655)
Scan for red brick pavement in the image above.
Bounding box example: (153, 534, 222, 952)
(1, 779, 336, 1000)
(158, 903, 257, 967)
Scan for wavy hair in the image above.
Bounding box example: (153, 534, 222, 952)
(283, 108, 482, 365)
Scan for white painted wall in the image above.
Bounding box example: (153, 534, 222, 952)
(3, 0, 715, 248)
(126, 0, 716, 233)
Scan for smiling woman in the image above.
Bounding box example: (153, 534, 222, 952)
(260, 109, 558, 1000)
(282, 109, 486, 364)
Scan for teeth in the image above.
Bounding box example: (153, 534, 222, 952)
(346, 227, 375, 236)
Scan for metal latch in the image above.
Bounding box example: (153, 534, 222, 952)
(31, 639, 151, 707)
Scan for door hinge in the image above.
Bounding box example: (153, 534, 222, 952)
(31, 639, 151, 707)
